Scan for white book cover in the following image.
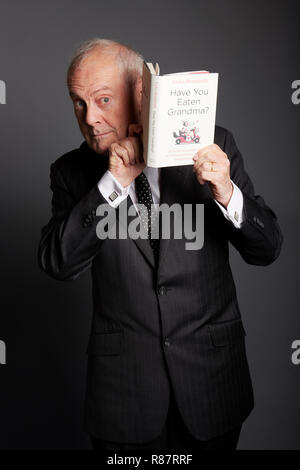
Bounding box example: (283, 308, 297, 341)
(141, 62, 219, 168)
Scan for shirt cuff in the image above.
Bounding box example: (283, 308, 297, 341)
(97, 170, 131, 208)
(214, 180, 244, 228)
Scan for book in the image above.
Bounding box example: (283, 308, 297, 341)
(141, 62, 219, 168)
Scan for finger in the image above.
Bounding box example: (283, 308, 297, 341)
(199, 151, 224, 165)
(109, 149, 123, 170)
(122, 139, 136, 165)
(194, 145, 227, 162)
(194, 173, 205, 185)
(199, 161, 225, 173)
(199, 158, 230, 174)
(128, 136, 144, 164)
(194, 163, 228, 181)
(194, 162, 224, 182)
(114, 143, 130, 167)
(109, 144, 121, 162)
(199, 170, 224, 183)
(193, 144, 215, 160)
(193, 158, 213, 175)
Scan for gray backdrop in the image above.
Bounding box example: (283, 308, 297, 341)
(0, 0, 299, 450)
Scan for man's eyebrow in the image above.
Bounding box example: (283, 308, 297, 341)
(69, 91, 81, 99)
(92, 87, 113, 95)
(69, 87, 113, 99)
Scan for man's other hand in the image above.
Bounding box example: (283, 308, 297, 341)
(193, 143, 233, 208)
(108, 124, 145, 188)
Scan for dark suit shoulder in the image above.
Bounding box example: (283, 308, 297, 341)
(214, 125, 233, 149)
(50, 142, 108, 199)
(52, 142, 89, 175)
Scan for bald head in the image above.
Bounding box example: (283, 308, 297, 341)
(67, 38, 144, 88)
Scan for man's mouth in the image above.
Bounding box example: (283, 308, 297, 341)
(91, 131, 113, 137)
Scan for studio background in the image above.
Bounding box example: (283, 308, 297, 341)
(0, 0, 299, 449)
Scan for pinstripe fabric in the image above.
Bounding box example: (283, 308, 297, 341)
(38, 126, 283, 443)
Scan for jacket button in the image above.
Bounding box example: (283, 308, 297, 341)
(164, 337, 171, 347)
(158, 286, 166, 295)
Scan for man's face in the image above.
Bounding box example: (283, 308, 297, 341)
(68, 51, 136, 154)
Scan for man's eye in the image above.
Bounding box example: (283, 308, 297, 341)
(100, 97, 110, 104)
(74, 100, 85, 109)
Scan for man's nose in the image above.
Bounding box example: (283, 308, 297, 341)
(85, 103, 103, 126)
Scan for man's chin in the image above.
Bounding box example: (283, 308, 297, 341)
(87, 137, 112, 155)
(92, 143, 110, 155)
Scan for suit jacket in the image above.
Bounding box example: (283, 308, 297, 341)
(38, 125, 283, 443)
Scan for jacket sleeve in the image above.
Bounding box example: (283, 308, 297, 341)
(222, 130, 283, 265)
(38, 162, 116, 281)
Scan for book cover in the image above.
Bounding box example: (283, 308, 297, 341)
(141, 62, 219, 168)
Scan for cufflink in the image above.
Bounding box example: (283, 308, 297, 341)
(109, 191, 118, 202)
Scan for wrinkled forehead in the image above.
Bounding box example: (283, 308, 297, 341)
(68, 51, 125, 93)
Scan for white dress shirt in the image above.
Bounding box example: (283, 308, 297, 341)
(97, 167, 244, 228)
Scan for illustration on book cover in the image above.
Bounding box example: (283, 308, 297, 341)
(173, 120, 200, 145)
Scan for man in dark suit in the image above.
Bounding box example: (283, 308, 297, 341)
(38, 39, 283, 453)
